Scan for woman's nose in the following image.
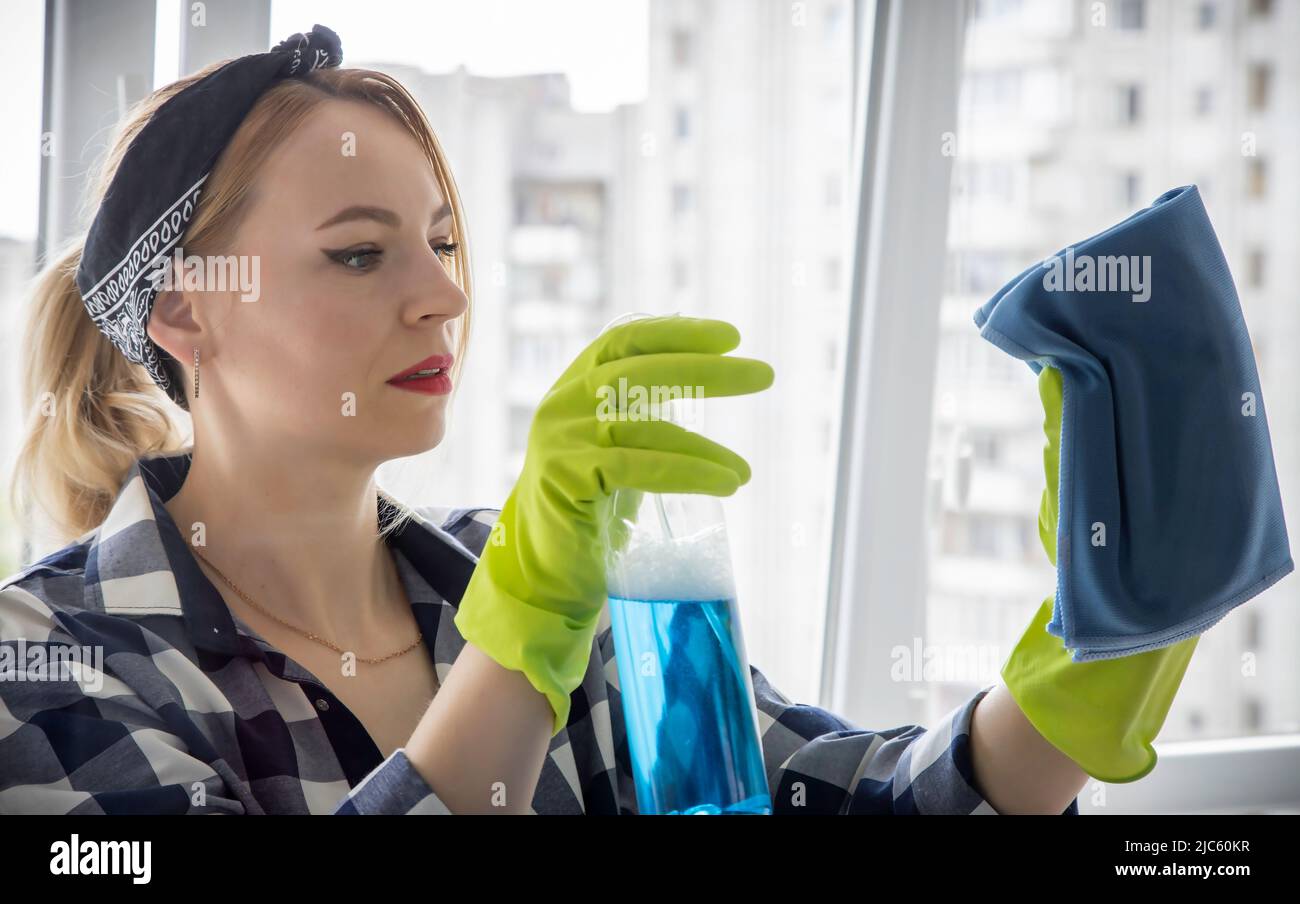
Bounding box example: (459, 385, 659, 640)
(406, 246, 469, 324)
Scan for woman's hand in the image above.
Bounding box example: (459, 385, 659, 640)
(992, 364, 1197, 792)
(454, 315, 775, 735)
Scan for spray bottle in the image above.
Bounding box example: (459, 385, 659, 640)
(599, 312, 771, 815)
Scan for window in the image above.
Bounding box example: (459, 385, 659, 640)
(1121, 170, 1141, 207)
(1243, 609, 1261, 649)
(1247, 157, 1267, 199)
(671, 182, 693, 217)
(966, 68, 1021, 112)
(1247, 248, 1266, 288)
(1118, 83, 1142, 124)
(949, 250, 1023, 295)
(671, 28, 692, 67)
(1197, 1, 1217, 29)
(1118, 0, 1145, 30)
(1249, 0, 1274, 18)
(0, 0, 848, 703)
(970, 431, 1001, 465)
(1194, 84, 1213, 116)
(674, 105, 690, 139)
(1248, 62, 1273, 112)
(1244, 697, 1263, 733)
(961, 161, 1015, 204)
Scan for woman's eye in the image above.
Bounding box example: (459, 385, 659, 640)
(326, 241, 457, 272)
(329, 247, 382, 271)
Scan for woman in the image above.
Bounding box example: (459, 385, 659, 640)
(0, 26, 1086, 814)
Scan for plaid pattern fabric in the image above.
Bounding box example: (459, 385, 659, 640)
(0, 449, 1078, 814)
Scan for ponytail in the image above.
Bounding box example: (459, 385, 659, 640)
(9, 241, 186, 547)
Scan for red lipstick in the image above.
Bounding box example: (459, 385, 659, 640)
(387, 353, 454, 395)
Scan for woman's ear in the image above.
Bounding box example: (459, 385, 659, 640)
(147, 287, 202, 364)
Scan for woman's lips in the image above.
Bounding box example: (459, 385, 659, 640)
(387, 371, 452, 395)
(387, 353, 455, 382)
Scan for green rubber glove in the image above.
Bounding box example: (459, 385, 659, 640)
(1000, 364, 1198, 783)
(453, 315, 775, 736)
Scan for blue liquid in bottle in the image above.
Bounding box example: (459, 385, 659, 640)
(608, 593, 772, 815)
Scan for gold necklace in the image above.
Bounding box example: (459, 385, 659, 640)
(190, 547, 423, 665)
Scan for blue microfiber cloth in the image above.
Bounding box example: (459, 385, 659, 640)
(973, 185, 1293, 661)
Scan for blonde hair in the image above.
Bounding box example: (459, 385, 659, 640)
(10, 63, 473, 548)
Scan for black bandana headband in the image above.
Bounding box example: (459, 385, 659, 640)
(74, 24, 344, 410)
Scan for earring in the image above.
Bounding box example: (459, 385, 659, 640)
(193, 346, 200, 399)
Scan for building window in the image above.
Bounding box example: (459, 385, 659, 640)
(1247, 248, 1266, 288)
(1247, 158, 1267, 199)
(672, 182, 693, 217)
(965, 514, 1008, 558)
(1194, 85, 1213, 116)
(1247, 62, 1272, 112)
(963, 161, 1015, 203)
(1196, 1, 1216, 28)
(671, 28, 692, 66)
(967, 69, 1022, 112)
(1119, 83, 1142, 124)
(950, 250, 1019, 295)
(1243, 609, 1261, 649)
(1121, 171, 1141, 208)
(1118, 0, 1145, 29)
(1249, 0, 1274, 18)
(970, 431, 1000, 465)
(1019, 517, 1038, 561)
(674, 106, 690, 140)
(1244, 697, 1263, 733)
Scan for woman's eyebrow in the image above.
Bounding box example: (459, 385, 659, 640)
(316, 201, 453, 231)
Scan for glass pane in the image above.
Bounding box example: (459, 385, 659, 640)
(270, 0, 857, 704)
(927, 0, 1299, 742)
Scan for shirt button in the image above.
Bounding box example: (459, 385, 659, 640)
(315, 698, 330, 712)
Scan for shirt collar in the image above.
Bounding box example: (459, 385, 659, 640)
(83, 448, 480, 659)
